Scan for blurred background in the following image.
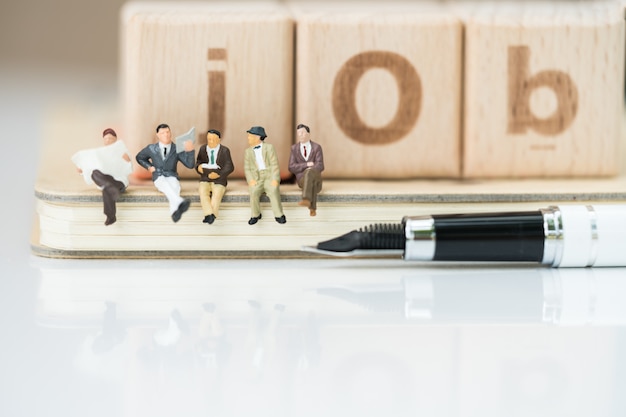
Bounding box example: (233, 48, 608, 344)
(1, 0, 123, 74)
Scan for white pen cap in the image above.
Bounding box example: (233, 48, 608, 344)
(548, 205, 626, 267)
(592, 205, 626, 267)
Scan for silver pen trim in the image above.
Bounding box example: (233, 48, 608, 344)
(541, 205, 601, 267)
(541, 206, 563, 267)
(402, 216, 435, 261)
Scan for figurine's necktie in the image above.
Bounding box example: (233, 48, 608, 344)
(163, 147, 167, 158)
(210, 150, 215, 165)
(303, 146, 307, 158)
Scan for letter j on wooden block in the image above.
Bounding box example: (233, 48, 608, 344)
(461, 2, 625, 178)
(121, 2, 294, 180)
(293, 3, 463, 178)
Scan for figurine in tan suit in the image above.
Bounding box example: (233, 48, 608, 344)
(243, 126, 286, 225)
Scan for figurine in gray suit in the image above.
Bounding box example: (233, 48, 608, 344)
(136, 123, 195, 222)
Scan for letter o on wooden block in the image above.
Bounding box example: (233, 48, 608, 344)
(332, 51, 422, 145)
(294, 4, 462, 178)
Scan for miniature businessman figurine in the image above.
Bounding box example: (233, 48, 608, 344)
(243, 126, 286, 224)
(195, 129, 234, 224)
(72, 128, 133, 226)
(136, 123, 195, 222)
(288, 124, 324, 216)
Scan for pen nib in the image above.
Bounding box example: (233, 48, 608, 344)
(317, 223, 405, 253)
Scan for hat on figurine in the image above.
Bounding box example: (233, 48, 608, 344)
(246, 126, 267, 139)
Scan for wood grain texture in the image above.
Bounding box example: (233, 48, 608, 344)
(291, 2, 463, 178)
(456, 0, 625, 178)
(121, 1, 294, 180)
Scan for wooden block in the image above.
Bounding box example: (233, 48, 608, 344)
(121, 1, 294, 179)
(458, 1, 625, 178)
(291, 2, 463, 178)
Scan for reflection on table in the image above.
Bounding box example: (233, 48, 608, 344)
(33, 259, 626, 417)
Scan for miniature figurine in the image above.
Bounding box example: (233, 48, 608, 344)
(288, 124, 324, 216)
(71, 128, 132, 226)
(243, 126, 286, 224)
(136, 123, 195, 222)
(195, 129, 234, 224)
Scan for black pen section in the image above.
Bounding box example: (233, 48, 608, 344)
(432, 211, 545, 262)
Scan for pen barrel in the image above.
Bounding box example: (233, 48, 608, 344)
(432, 212, 545, 262)
(403, 212, 545, 262)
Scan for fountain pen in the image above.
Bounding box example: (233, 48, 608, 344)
(303, 205, 626, 267)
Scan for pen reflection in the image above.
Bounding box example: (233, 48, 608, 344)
(319, 267, 626, 326)
(32, 260, 626, 417)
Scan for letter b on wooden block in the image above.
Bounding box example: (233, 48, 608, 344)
(121, 2, 294, 179)
(462, 3, 625, 177)
(294, 5, 462, 178)
(507, 46, 579, 136)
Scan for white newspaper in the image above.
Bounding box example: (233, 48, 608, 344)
(71, 140, 133, 187)
(175, 127, 196, 153)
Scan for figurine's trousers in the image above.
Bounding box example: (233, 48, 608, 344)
(154, 176, 184, 214)
(198, 182, 226, 217)
(248, 170, 284, 218)
(297, 168, 323, 210)
(91, 170, 125, 220)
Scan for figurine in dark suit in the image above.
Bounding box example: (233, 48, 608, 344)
(195, 129, 234, 224)
(288, 124, 324, 216)
(136, 123, 195, 222)
(243, 126, 286, 225)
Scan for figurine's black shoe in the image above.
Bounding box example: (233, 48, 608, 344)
(248, 213, 262, 225)
(172, 199, 191, 222)
(275, 215, 287, 224)
(203, 214, 216, 224)
(105, 216, 117, 226)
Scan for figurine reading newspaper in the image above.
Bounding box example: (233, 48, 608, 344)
(71, 128, 133, 225)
